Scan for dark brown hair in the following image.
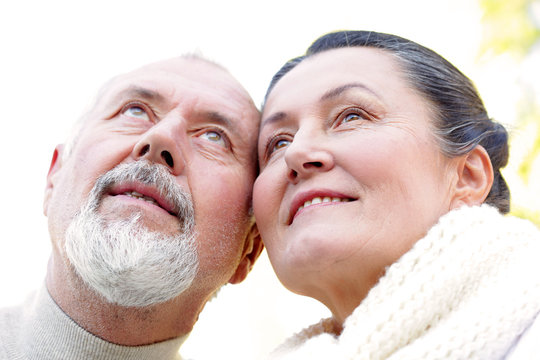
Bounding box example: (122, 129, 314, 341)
(265, 31, 510, 213)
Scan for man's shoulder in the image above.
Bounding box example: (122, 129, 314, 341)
(0, 289, 40, 320)
(0, 294, 36, 360)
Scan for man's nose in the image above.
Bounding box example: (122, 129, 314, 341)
(132, 117, 186, 175)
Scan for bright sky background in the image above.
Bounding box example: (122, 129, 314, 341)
(0, 1, 538, 359)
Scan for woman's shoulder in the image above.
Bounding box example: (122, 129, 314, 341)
(505, 312, 540, 359)
(431, 205, 540, 247)
(269, 318, 341, 359)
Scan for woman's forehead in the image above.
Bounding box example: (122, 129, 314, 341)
(264, 47, 408, 112)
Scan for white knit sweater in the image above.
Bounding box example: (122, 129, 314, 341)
(271, 205, 540, 360)
(0, 285, 186, 360)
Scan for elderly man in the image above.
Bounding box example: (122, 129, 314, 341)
(0, 55, 263, 359)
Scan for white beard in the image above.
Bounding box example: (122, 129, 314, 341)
(64, 161, 199, 307)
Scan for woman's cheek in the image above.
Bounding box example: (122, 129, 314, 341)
(253, 170, 283, 240)
(253, 175, 273, 226)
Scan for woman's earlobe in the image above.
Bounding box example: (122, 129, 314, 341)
(450, 145, 494, 209)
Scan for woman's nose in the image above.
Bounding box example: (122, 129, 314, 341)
(284, 130, 334, 183)
(132, 117, 186, 175)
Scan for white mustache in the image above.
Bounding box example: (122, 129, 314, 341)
(86, 160, 195, 232)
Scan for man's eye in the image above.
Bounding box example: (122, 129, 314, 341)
(199, 130, 226, 147)
(122, 105, 151, 121)
(342, 113, 362, 123)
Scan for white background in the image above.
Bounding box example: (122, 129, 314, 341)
(0, 1, 538, 359)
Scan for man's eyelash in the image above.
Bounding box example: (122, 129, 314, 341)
(196, 127, 232, 149)
(119, 101, 156, 120)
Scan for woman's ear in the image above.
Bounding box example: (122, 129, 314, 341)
(228, 221, 264, 285)
(450, 145, 494, 210)
(43, 144, 65, 216)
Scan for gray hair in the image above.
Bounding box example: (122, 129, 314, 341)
(265, 31, 510, 213)
(65, 160, 198, 307)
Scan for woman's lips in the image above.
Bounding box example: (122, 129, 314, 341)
(288, 190, 356, 224)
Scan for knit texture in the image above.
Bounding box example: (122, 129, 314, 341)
(0, 285, 186, 360)
(271, 205, 540, 360)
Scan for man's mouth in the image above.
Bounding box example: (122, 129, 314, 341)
(122, 191, 160, 207)
(109, 185, 178, 217)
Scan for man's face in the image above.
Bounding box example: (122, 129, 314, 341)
(45, 57, 260, 303)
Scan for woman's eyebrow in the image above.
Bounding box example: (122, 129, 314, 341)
(262, 82, 382, 128)
(261, 111, 287, 128)
(320, 82, 381, 102)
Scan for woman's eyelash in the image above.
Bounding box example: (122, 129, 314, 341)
(336, 107, 373, 125)
(264, 133, 292, 159)
(260, 107, 375, 162)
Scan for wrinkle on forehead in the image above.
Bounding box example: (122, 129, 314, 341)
(93, 56, 247, 104)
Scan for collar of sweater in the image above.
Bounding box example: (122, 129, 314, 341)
(273, 205, 540, 360)
(20, 285, 187, 360)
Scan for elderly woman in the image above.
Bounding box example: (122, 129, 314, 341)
(254, 31, 540, 359)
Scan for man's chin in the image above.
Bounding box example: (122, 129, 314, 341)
(98, 198, 182, 235)
(86, 271, 189, 308)
(73, 251, 198, 308)
(65, 210, 199, 308)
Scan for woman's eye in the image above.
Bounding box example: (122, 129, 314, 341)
(122, 104, 151, 121)
(267, 138, 291, 157)
(199, 130, 226, 147)
(274, 139, 291, 151)
(337, 108, 374, 126)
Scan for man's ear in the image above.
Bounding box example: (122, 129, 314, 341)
(228, 221, 264, 285)
(43, 144, 65, 216)
(450, 145, 494, 210)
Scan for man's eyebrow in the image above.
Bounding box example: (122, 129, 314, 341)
(203, 111, 240, 136)
(320, 82, 381, 102)
(107, 86, 167, 106)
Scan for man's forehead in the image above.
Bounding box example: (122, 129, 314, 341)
(105, 58, 231, 93)
(100, 58, 252, 105)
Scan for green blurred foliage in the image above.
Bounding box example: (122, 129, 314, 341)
(480, 0, 540, 57)
(480, 0, 540, 227)
(511, 205, 540, 226)
(516, 101, 540, 182)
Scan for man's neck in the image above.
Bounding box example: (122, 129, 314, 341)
(45, 254, 203, 346)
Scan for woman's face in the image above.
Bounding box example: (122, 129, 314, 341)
(254, 47, 459, 315)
